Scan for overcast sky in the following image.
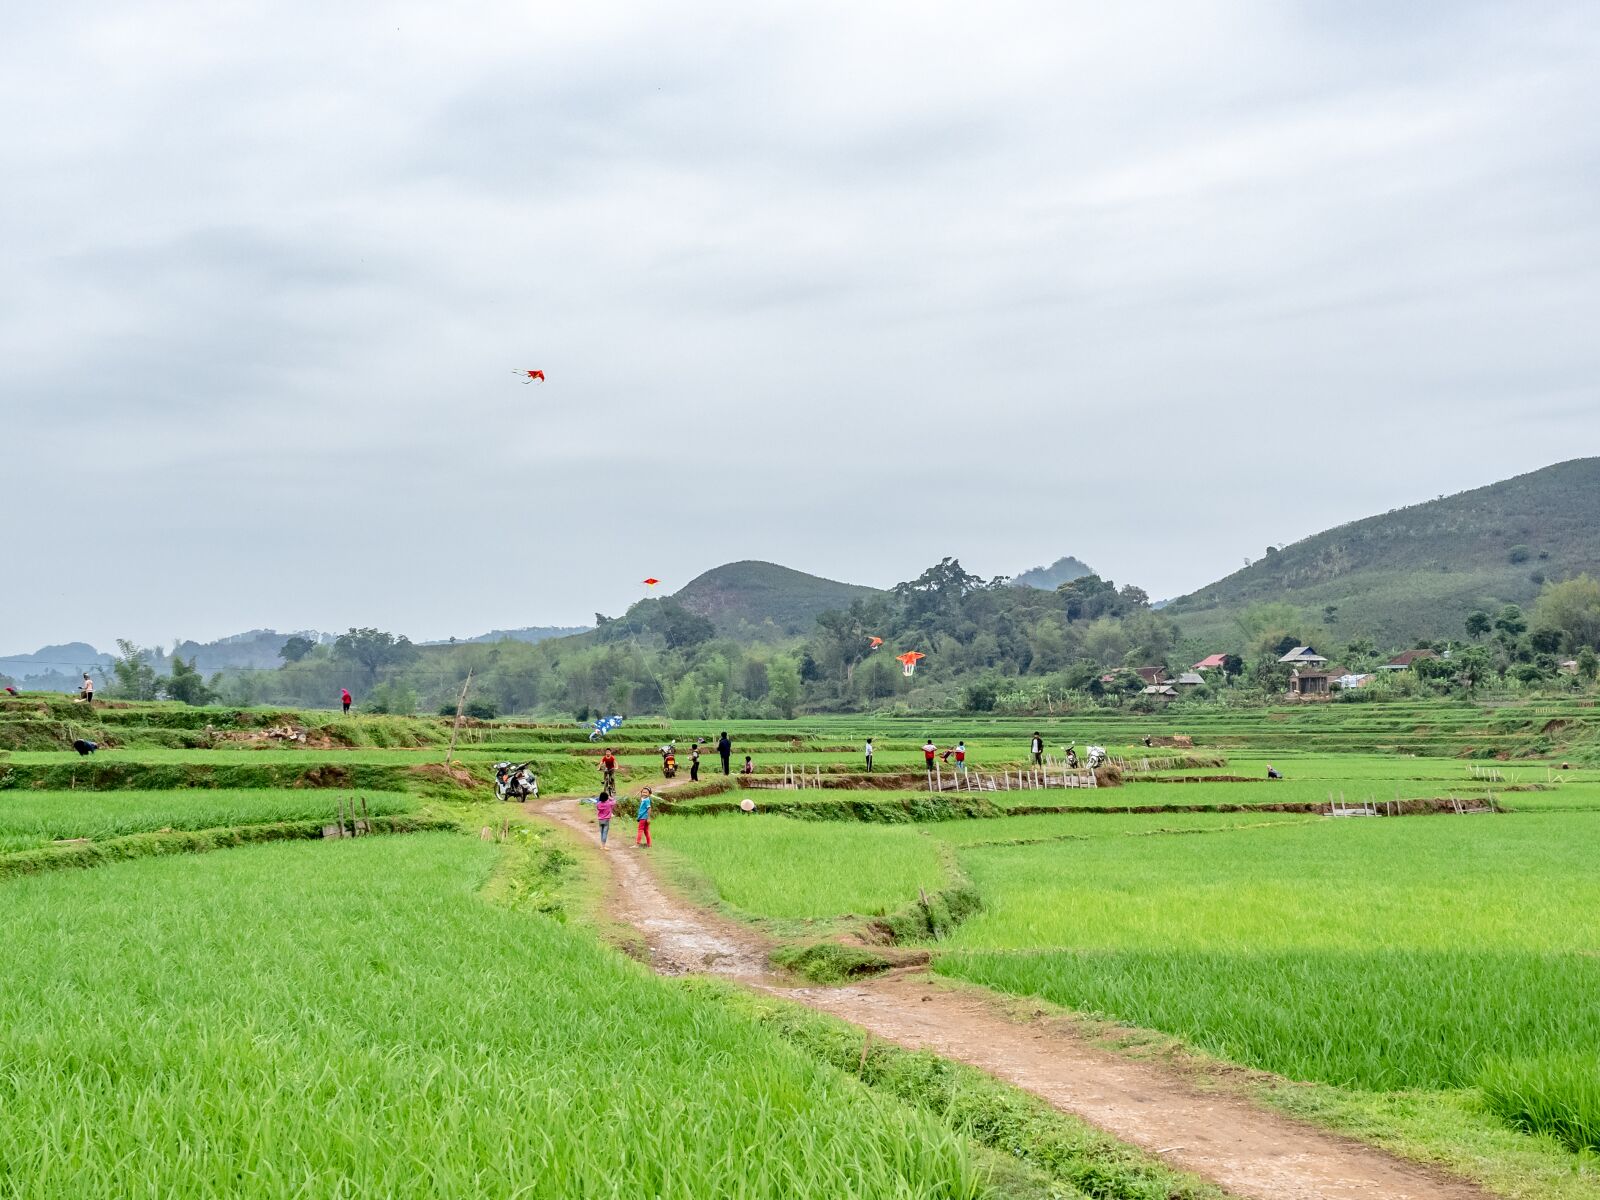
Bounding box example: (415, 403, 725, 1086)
(4, 1, 1599, 653)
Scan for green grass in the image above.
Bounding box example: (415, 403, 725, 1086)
(1479, 1056, 1600, 1155)
(921, 810, 1319, 845)
(659, 814, 953, 920)
(0, 788, 414, 852)
(0, 833, 996, 1199)
(933, 814, 1600, 1093)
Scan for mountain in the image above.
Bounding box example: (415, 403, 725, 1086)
(171, 630, 330, 672)
(1165, 458, 1600, 647)
(1009, 555, 1094, 590)
(427, 626, 591, 646)
(672, 561, 882, 638)
(0, 643, 114, 692)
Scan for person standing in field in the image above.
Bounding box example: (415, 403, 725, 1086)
(953, 740, 966, 768)
(341, 687, 352, 715)
(595, 791, 617, 847)
(689, 743, 701, 782)
(80, 673, 94, 704)
(922, 738, 938, 775)
(741, 754, 753, 777)
(1030, 732, 1043, 765)
(634, 787, 654, 848)
(864, 738, 874, 771)
(717, 731, 732, 775)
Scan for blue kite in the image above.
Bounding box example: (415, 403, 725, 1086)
(588, 714, 624, 741)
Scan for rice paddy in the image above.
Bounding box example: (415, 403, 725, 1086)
(0, 835, 991, 1199)
(5, 693, 1600, 1188)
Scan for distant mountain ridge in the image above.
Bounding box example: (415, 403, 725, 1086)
(672, 560, 881, 638)
(1166, 457, 1600, 645)
(1009, 556, 1094, 590)
(424, 626, 590, 646)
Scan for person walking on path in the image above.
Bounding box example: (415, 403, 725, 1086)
(594, 792, 617, 847)
(1030, 732, 1043, 766)
(689, 744, 701, 782)
(922, 738, 938, 775)
(341, 688, 352, 715)
(717, 731, 732, 775)
(864, 738, 874, 772)
(80, 673, 94, 704)
(634, 787, 654, 848)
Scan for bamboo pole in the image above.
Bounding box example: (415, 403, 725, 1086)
(444, 669, 473, 764)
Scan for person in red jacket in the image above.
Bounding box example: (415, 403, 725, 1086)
(340, 688, 352, 714)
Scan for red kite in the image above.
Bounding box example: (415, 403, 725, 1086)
(896, 650, 925, 677)
(867, 636, 883, 649)
(642, 578, 660, 587)
(514, 369, 546, 383)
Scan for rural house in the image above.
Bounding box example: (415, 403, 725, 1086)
(1381, 649, 1440, 671)
(1174, 672, 1205, 687)
(1287, 668, 1332, 697)
(1278, 646, 1328, 667)
(1140, 684, 1178, 702)
(1133, 666, 1171, 686)
(1193, 653, 1228, 672)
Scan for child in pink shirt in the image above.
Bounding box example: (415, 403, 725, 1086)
(594, 793, 617, 846)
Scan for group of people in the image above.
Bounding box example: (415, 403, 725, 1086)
(583, 787, 654, 849)
(585, 730, 744, 851)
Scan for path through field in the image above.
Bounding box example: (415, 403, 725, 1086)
(532, 795, 1491, 1200)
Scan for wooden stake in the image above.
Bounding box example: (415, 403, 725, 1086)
(445, 669, 473, 764)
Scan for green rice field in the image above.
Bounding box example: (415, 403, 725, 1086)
(0, 834, 991, 1199)
(6, 694, 1600, 1188)
(0, 788, 415, 852)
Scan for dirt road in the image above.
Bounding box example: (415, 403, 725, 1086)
(533, 795, 1491, 1200)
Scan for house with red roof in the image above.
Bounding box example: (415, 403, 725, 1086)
(1193, 653, 1228, 671)
(1380, 649, 1441, 671)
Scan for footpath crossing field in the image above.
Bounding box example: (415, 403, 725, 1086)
(4, 692, 1600, 1198)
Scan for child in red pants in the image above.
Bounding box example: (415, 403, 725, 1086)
(635, 788, 653, 847)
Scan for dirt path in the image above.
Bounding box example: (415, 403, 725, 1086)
(532, 796, 1491, 1200)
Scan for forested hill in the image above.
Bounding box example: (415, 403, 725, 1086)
(1165, 458, 1600, 645)
(672, 561, 881, 638)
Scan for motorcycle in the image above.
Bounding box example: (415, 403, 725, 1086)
(1063, 745, 1079, 769)
(1086, 745, 1107, 770)
(493, 760, 539, 802)
(661, 745, 678, 779)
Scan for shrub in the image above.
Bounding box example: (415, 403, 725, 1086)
(771, 943, 892, 983)
(1508, 545, 1532, 564)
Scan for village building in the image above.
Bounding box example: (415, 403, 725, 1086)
(1278, 646, 1328, 667)
(1380, 649, 1440, 671)
(1286, 668, 1332, 697)
(1174, 672, 1206, 687)
(1192, 653, 1228, 672)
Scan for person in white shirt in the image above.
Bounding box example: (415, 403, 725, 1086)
(864, 738, 874, 772)
(1030, 732, 1043, 765)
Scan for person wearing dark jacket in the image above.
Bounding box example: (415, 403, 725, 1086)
(717, 732, 732, 776)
